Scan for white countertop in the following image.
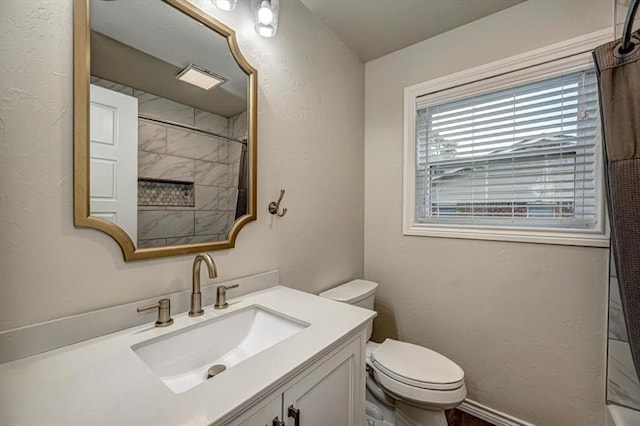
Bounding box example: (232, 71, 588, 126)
(0, 286, 375, 426)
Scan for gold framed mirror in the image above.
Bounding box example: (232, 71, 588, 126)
(73, 0, 257, 261)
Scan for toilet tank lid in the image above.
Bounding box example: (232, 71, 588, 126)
(319, 279, 378, 303)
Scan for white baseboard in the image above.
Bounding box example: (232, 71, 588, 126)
(458, 399, 535, 426)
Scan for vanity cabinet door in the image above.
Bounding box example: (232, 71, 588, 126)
(238, 393, 282, 426)
(282, 338, 362, 426)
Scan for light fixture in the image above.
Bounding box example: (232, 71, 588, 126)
(252, 0, 279, 38)
(257, 1, 274, 24)
(212, 0, 237, 12)
(176, 64, 226, 91)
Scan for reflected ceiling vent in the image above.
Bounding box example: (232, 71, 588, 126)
(176, 64, 226, 91)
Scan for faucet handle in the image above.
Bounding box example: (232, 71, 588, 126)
(214, 284, 239, 310)
(223, 284, 240, 291)
(137, 298, 174, 327)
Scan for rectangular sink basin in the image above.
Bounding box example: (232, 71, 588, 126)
(132, 305, 308, 393)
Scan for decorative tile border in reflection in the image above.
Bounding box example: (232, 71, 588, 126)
(138, 179, 194, 207)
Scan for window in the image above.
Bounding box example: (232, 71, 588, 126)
(417, 69, 599, 227)
(403, 32, 610, 247)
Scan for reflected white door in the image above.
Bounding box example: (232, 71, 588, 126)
(89, 84, 138, 245)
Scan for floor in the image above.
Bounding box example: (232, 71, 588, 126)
(446, 409, 496, 426)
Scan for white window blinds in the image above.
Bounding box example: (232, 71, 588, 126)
(415, 68, 601, 229)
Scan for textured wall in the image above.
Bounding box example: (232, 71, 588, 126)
(0, 0, 364, 330)
(364, 1, 611, 425)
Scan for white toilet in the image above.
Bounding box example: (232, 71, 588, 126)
(319, 279, 467, 426)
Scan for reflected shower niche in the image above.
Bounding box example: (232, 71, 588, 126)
(138, 180, 195, 209)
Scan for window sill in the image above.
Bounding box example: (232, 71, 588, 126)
(404, 223, 609, 247)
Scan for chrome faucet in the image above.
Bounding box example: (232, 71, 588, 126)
(189, 253, 217, 317)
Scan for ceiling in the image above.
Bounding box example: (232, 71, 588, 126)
(300, 0, 526, 62)
(91, 32, 247, 117)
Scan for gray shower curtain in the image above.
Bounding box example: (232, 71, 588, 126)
(593, 30, 640, 378)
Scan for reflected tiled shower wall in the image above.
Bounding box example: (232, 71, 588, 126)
(608, 255, 640, 410)
(91, 77, 244, 248)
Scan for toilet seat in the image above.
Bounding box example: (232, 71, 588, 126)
(370, 339, 465, 391)
(373, 361, 464, 391)
(371, 367, 467, 409)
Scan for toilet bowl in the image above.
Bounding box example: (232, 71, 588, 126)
(319, 280, 467, 426)
(367, 340, 466, 426)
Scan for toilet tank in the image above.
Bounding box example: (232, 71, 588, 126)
(319, 279, 378, 340)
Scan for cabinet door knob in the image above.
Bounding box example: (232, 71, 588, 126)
(287, 405, 300, 426)
(272, 417, 285, 426)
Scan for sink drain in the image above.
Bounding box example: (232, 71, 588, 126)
(207, 364, 226, 379)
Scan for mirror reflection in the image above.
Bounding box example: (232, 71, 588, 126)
(89, 0, 249, 249)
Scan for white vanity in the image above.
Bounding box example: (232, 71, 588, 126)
(0, 286, 375, 425)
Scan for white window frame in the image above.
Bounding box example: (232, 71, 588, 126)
(403, 29, 613, 247)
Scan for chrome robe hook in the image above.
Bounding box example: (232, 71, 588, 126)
(268, 189, 288, 217)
